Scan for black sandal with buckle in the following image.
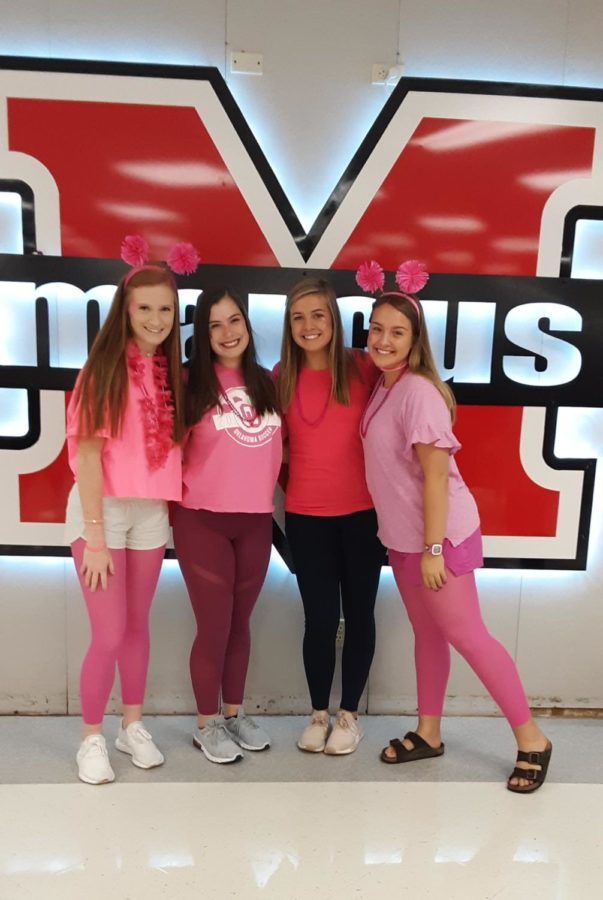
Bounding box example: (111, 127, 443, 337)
(380, 731, 445, 765)
(507, 741, 553, 794)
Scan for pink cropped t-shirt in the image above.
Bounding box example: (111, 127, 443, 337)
(66, 346, 182, 501)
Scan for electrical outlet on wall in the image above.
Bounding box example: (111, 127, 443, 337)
(230, 51, 264, 75)
(371, 63, 404, 85)
(335, 618, 345, 648)
(371, 63, 389, 85)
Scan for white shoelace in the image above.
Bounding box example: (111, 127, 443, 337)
(83, 736, 107, 756)
(128, 723, 153, 743)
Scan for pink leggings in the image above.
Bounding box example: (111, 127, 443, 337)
(389, 557, 531, 728)
(72, 539, 165, 725)
(172, 505, 272, 716)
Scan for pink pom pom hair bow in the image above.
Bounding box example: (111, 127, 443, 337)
(120, 235, 201, 285)
(355, 258, 429, 320)
(395, 259, 429, 294)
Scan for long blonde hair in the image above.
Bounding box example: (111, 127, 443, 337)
(278, 277, 356, 410)
(371, 293, 456, 420)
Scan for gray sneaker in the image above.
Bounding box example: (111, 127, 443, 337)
(193, 716, 243, 764)
(224, 710, 271, 751)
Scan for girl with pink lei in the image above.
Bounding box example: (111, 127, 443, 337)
(358, 260, 552, 793)
(277, 277, 384, 756)
(65, 264, 184, 785)
(172, 287, 282, 764)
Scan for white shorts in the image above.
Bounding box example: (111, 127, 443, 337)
(65, 485, 170, 550)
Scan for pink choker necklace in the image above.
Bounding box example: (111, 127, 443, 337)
(380, 362, 406, 372)
(359, 365, 408, 438)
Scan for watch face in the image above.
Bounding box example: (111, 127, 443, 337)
(431, 544, 443, 556)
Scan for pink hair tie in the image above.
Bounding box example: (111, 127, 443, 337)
(380, 290, 422, 320)
(123, 264, 170, 288)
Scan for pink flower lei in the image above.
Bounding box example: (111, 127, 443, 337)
(127, 344, 175, 471)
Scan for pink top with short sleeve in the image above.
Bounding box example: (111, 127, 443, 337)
(66, 344, 182, 501)
(280, 350, 379, 516)
(181, 363, 282, 513)
(361, 371, 480, 552)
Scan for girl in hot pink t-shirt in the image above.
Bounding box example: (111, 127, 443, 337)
(361, 285, 551, 794)
(276, 277, 384, 757)
(66, 265, 185, 786)
(172, 286, 282, 764)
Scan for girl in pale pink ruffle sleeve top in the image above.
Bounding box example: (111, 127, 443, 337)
(360, 290, 551, 794)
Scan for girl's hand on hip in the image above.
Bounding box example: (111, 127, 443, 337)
(421, 553, 447, 591)
(80, 546, 115, 592)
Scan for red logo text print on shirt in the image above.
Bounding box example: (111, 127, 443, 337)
(212, 388, 280, 448)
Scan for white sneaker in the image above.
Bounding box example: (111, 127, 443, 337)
(115, 721, 164, 769)
(76, 734, 115, 785)
(324, 710, 363, 755)
(297, 710, 330, 752)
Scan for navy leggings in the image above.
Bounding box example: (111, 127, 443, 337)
(285, 508, 384, 712)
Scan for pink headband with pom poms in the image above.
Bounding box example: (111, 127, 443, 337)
(355, 259, 429, 320)
(121, 234, 201, 285)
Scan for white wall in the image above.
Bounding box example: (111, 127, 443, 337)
(1, 0, 603, 716)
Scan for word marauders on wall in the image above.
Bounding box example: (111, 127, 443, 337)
(0, 257, 599, 568)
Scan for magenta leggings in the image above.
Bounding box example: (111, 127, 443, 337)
(172, 506, 272, 715)
(72, 539, 165, 725)
(389, 555, 531, 728)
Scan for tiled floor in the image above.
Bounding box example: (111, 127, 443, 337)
(0, 716, 601, 899)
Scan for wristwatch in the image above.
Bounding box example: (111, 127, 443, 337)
(424, 543, 443, 556)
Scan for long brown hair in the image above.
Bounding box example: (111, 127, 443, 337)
(185, 286, 277, 426)
(75, 266, 185, 442)
(278, 277, 356, 410)
(370, 293, 456, 420)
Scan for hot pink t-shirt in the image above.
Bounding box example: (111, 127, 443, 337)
(361, 371, 480, 552)
(66, 347, 182, 501)
(280, 350, 379, 516)
(181, 364, 282, 513)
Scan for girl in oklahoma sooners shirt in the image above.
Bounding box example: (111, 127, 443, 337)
(172, 287, 281, 764)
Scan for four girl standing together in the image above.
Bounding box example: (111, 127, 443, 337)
(66, 260, 551, 794)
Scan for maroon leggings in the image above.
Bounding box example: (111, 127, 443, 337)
(172, 505, 273, 715)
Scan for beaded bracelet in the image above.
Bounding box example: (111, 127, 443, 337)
(84, 518, 104, 525)
(85, 543, 108, 553)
